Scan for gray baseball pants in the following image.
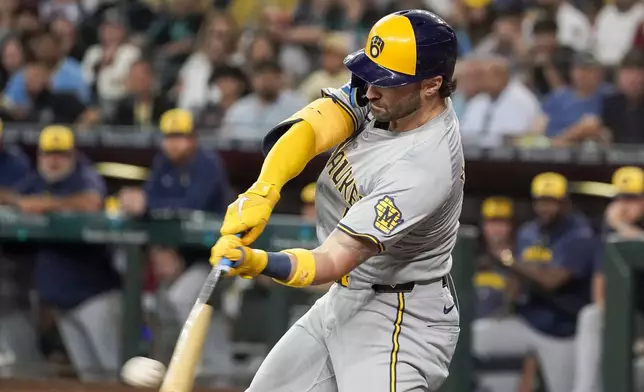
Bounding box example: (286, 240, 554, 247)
(473, 316, 575, 392)
(246, 280, 460, 392)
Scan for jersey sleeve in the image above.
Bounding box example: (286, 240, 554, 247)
(336, 154, 453, 252)
(321, 80, 370, 133)
(261, 79, 370, 155)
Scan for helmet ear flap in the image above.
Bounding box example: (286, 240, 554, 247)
(349, 74, 369, 107)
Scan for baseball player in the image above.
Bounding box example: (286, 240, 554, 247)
(572, 166, 644, 392)
(474, 173, 596, 392)
(210, 9, 464, 392)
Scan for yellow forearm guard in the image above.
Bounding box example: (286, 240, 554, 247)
(274, 248, 316, 287)
(258, 98, 355, 189)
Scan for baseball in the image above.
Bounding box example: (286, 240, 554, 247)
(121, 356, 166, 388)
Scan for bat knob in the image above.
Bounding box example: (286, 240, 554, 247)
(218, 258, 234, 272)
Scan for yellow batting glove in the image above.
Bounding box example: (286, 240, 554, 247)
(220, 181, 280, 245)
(209, 235, 268, 279)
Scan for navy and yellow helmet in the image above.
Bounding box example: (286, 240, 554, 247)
(344, 9, 458, 88)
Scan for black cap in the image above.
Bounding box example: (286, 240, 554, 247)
(573, 52, 602, 68)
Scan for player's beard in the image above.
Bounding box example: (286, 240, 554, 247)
(370, 92, 421, 123)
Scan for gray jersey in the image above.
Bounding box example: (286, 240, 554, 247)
(315, 82, 464, 285)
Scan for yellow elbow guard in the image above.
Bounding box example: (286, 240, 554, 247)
(283, 98, 355, 154)
(274, 248, 316, 287)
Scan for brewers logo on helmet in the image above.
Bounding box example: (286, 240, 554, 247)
(344, 9, 458, 88)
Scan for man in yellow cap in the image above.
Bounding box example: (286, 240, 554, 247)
(0, 120, 30, 204)
(474, 172, 596, 392)
(119, 109, 229, 216)
(475, 197, 514, 319)
(572, 166, 644, 392)
(119, 108, 233, 374)
(10, 125, 122, 382)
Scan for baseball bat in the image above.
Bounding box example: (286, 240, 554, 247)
(158, 253, 234, 392)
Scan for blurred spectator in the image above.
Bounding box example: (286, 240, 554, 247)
(0, 120, 29, 203)
(50, 16, 86, 63)
(147, 0, 206, 85)
(474, 197, 514, 320)
(528, 16, 574, 97)
(177, 18, 238, 112)
(14, 7, 41, 40)
(593, 0, 644, 68)
(573, 166, 644, 392)
(194, 65, 250, 129)
(39, 0, 101, 26)
(111, 59, 175, 127)
(452, 58, 485, 119)
(460, 57, 540, 147)
(82, 10, 141, 117)
(4, 62, 99, 127)
(524, 0, 591, 53)
(474, 172, 595, 392)
(473, 5, 529, 76)
(10, 125, 122, 382)
(3, 31, 90, 109)
(597, 50, 644, 144)
(298, 32, 351, 103)
(532, 52, 610, 146)
(0, 0, 19, 42)
(242, 33, 308, 84)
(0, 36, 26, 92)
(118, 109, 232, 374)
(221, 61, 307, 141)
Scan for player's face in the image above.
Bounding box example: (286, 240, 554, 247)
(533, 198, 562, 225)
(365, 83, 421, 122)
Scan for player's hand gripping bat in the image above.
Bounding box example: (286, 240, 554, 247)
(158, 241, 236, 392)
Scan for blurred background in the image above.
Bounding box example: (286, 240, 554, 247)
(1, 0, 644, 391)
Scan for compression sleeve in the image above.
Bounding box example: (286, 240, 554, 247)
(257, 98, 355, 191)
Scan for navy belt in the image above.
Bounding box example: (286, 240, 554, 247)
(336, 276, 447, 293)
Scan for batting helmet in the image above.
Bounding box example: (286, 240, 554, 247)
(344, 9, 458, 88)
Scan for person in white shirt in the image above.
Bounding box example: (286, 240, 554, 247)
(460, 57, 541, 148)
(81, 11, 140, 116)
(221, 61, 307, 142)
(177, 13, 240, 112)
(524, 0, 592, 53)
(594, 0, 644, 67)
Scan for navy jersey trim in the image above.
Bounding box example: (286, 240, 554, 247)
(337, 222, 385, 253)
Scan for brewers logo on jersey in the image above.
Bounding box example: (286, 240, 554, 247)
(374, 196, 403, 234)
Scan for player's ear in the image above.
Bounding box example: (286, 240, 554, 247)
(421, 76, 442, 99)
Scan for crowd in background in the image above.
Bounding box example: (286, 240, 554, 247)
(0, 0, 644, 391)
(0, 0, 642, 146)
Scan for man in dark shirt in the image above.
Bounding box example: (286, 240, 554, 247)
(10, 125, 121, 382)
(111, 60, 175, 127)
(600, 50, 644, 144)
(573, 166, 644, 392)
(119, 109, 232, 373)
(4, 62, 99, 127)
(474, 172, 595, 392)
